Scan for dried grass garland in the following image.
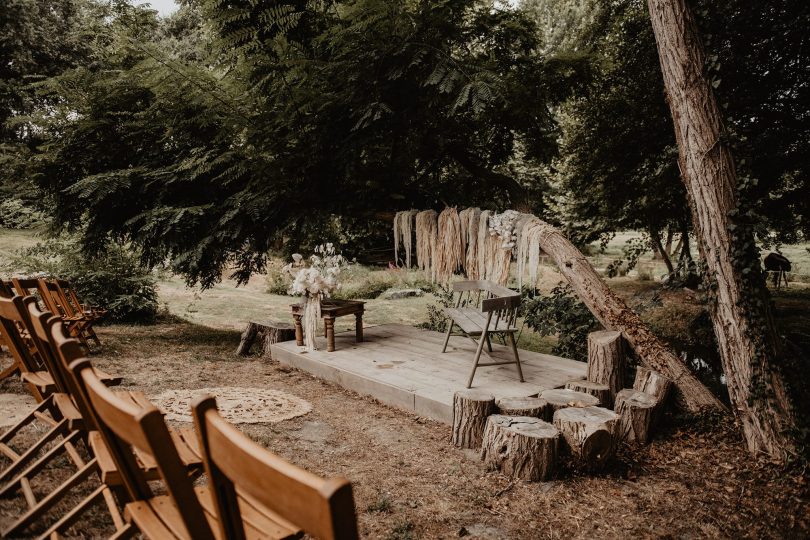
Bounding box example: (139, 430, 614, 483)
(415, 210, 438, 280)
(435, 207, 464, 283)
(393, 210, 418, 268)
(464, 208, 482, 279)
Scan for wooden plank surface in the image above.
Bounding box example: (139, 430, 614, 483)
(270, 324, 586, 423)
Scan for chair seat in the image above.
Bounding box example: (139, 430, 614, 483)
(22, 366, 121, 391)
(125, 486, 302, 539)
(89, 423, 203, 485)
(444, 307, 517, 335)
(53, 392, 86, 430)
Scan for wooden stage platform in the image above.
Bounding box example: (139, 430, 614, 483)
(270, 324, 586, 423)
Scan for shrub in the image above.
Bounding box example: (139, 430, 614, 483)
(0, 199, 49, 229)
(8, 237, 159, 323)
(416, 285, 453, 333)
(521, 284, 600, 361)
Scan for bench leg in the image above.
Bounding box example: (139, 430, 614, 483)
(466, 313, 492, 388)
(507, 332, 525, 382)
(485, 334, 493, 353)
(441, 321, 454, 353)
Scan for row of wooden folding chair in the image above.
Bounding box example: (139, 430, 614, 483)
(0, 294, 132, 537)
(6, 277, 103, 349)
(2, 293, 360, 538)
(0, 294, 202, 538)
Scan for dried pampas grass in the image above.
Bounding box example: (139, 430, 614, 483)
(435, 207, 464, 283)
(393, 210, 418, 268)
(463, 208, 482, 279)
(415, 210, 438, 280)
(517, 216, 545, 290)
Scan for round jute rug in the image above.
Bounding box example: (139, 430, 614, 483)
(150, 387, 312, 424)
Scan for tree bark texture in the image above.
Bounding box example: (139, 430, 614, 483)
(646, 0, 796, 459)
(553, 406, 619, 469)
(452, 390, 495, 449)
(586, 331, 626, 406)
(236, 321, 296, 358)
(480, 415, 558, 481)
(532, 219, 723, 412)
(615, 389, 657, 445)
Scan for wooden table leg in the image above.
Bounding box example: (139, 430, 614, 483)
(355, 311, 364, 343)
(325, 317, 336, 352)
(293, 314, 304, 346)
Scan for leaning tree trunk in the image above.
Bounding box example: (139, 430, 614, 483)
(532, 219, 723, 413)
(646, 0, 797, 459)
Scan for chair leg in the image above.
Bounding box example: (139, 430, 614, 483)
(485, 334, 493, 353)
(441, 321, 455, 353)
(0, 418, 68, 484)
(507, 332, 524, 382)
(466, 328, 489, 388)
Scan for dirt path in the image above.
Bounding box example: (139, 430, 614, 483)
(67, 321, 809, 539)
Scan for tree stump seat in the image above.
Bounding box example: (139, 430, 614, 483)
(480, 415, 559, 481)
(235, 321, 296, 358)
(553, 406, 619, 469)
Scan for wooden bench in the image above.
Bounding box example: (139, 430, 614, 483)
(441, 280, 524, 388)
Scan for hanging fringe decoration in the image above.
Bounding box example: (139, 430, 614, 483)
(415, 210, 438, 280)
(435, 207, 464, 283)
(394, 207, 538, 286)
(464, 208, 482, 279)
(393, 210, 418, 267)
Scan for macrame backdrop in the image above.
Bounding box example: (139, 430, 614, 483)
(393, 208, 544, 287)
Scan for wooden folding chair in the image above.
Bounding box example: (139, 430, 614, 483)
(0, 279, 22, 381)
(0, 294, 55, 401)
(441, 280, 524, 388)
(68, 360, 298, 540)
(41, 278, 103, 348)
(193, 395, 359, 540)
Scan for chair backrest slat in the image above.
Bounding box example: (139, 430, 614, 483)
(192, 397, 359, 540)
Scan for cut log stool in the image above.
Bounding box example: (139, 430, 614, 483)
(633, 367, 672, 423)
(495, 396, 547, 418)
(539, 389, 599, 420)
(587, 330, 626, 406)
(480, 415, 559, 481)
(236, 321, 296, 358)
(564, 380, 611, 407)
(451, 390, 495, 449)
(614, 389, 657, 444)
(553, 406, 619, 469)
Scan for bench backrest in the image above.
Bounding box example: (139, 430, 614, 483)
(192, 396, 359, 540)
(451, 280, 521, 312)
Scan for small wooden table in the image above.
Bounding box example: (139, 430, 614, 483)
(291, 299, 365, 352)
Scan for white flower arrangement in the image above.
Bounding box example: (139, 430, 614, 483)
(489, 210, 520, 250)
(283, 243, 346, 298)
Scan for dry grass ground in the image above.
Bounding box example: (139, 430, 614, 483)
(1, 321, 807, 539)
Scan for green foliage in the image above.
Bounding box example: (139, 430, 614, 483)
(521, 284, 599, 361)
(0, 199, 48, 229)
(9, 237, 159, 323)
(417, 286, 454, 334)
(27, 0, 592, 288)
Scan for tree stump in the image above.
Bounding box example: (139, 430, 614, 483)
(564, 380, 611, 407)
(614, 389, 657, 445)
(539, 389, 599, 420)
(451, 390, 496, 449)
(633, 367, 672, 423)
(553, 406, 619, 469)
(587, 330, 626, 406)
(480, 415, 559, 481)
(495, 396, 547, 418)
(235, 321, 297, 358)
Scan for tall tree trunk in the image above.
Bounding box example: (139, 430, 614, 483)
(646, 0, 797, 459)
(649, 226, 675, 275)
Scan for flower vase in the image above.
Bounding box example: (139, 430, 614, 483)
(302, 293, 322, 351)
